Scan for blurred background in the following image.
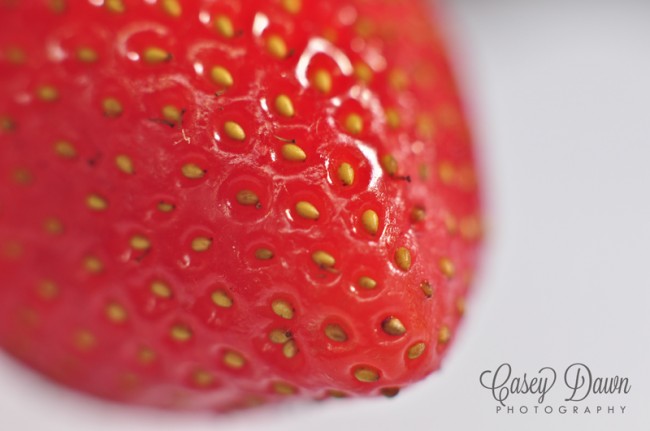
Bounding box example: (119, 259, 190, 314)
(1, 0, 649, 429)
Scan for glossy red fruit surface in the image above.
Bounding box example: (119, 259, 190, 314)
(0, 0, 481, 411)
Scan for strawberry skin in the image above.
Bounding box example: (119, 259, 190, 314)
(0, 0, 481, 411)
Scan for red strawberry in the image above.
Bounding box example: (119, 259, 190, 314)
(0, 0, 481, 411)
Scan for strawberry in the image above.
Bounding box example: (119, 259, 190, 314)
(0, 0, 481, 411)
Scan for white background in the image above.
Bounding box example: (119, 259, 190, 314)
(2, 1, 649, 429)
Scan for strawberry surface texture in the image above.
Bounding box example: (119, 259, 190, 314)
(0, 0, 482, 411)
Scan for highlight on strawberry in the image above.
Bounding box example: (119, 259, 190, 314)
(0, 0, 481, 411)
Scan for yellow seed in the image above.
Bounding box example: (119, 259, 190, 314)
(420, 280, 433, 298)
(311, 69, 332, 93)
(344, 113, 363, 135)
(381, 154, 398, 176)
(407, 342, 426, 359)
(74, 330, 96, 351)
(236, 190, 259, 206)
(385, 108, 400, 129)
(281, 143, 306, 161)
(266, 34, 288, 59)
(224, 121, 246, 141)
(456, 297, 466, 315)
(438, 161, 455, 184)
(83, 256, 104, 273)
(181, 163, 205, 179)
(192, 370, 214, 387)
(48, 0, 66, 13)
(389, 69, 408, 91)
(411, 206, 426, 223)
(151, 281, 172, 299)
(394, 247, 412, 271)
(281, 0, 302, 14)
(354, 367, 379, 383)
(214, 15, 234, 38)
(37, 280, 58, 300)
(157, 201, 175, 212)
(382, 316, 406, 336)
(273, 381, 296, 395)
(419, 163, 431, 180)
(170, 324, 192, 342)
(1, 115, 15, 131)
(269, 329, 291, 344)
(271, 299, 294, 319)
(102, 97, 123, 117)
(137, 347, 156, 364)
(438, 326, 451, 344)
(105, 302, 128, 323)
(143, 47, 171, 64)
(54, 140, 76, 159)
(358, 276, 376, 289)
(416, 115, 436, 139)
(337, 162, 354, 185)
(210, 66, 234, 88)
(86, 194, 108, 211)
(312, 250, 335, 268)
(191, 237, 212, 252)
(361, 209, 379, 235)
(115, 154, 134, 174)
(37, 85, 59, 102)
(354, 62, 373, 84)
(442, 215, 457, 237)
(6, 46, 26, 64)
(459, 216, 481, 240)
(282, 339, 298, 358)
(439, 257, 455, 278)
(274, 94, 295, 117)
(381, 387, 400, 398)
(328, 390, 347, 398)
(324, 324, 347, 342)
(295, 201, 319, 220)
(12, 168, 32, 184)
(211, 290, 233, 308)
(130, 235, 150, 251)
(255, 248, 274, 260)
(76, 47, 98, 63)
(161, 105, 182, 124)
(161, 0, 181, 17)
(223, 350, 245, 369)
(105, 0, 125, 13)
(43, 217, 64, 235)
